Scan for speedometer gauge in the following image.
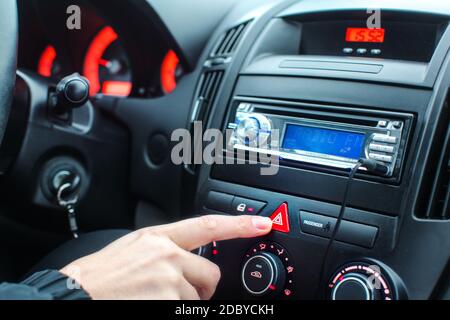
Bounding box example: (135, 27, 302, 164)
(83, 26, 132, 97)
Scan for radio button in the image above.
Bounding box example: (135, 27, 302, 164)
(377, 121, 388, 128)
(232, 197, 267, 215)
(228, 123, 238, 130)
(237, 103, 252, 112)
(392, 121, 403, 129)
(371, 49, 382, 55)
(369, 144, 395, 153)
(343, 48, 354, 54)
(356, 48, 367, 54)
(372, 134, 397, 144)
(369, 153, 393, 163)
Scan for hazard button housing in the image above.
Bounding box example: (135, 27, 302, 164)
(269, 203, 290, 234)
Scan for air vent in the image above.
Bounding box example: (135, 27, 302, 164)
(186, 70, 224, 173)
(417, 101, 450, 220)
(191, 70, 224, 124)
(212, 21, 250, 57)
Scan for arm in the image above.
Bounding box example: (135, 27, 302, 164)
(0, 270, 90, 300)
(1, 215, 272, 300)
(61, 215, 272, 300)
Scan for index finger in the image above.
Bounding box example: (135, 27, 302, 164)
(147, 215, 273, 251)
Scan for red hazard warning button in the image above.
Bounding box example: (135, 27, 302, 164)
(269, 203, 290, 234)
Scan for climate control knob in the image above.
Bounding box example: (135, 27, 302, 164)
(328, 262, 398, 300)
(241, 252, 285, 297)
(331, 273, 378, 300)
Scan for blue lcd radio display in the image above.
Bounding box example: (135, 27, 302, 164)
(282, 124, 366, 160)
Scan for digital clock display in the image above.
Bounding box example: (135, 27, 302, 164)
(300, 20, 439, 62)
(346, 27, 385, 43)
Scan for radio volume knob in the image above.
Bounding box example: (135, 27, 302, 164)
(235, 114, 271, 146)
(236, 116, 260, 145)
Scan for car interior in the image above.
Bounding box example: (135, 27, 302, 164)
(0, 0, 449, 300)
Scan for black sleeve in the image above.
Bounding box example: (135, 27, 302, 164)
(0, 270, 91, 300)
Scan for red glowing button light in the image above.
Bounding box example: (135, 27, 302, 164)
(161, 50, 180, 94)
(346, 27, 385, 43)
(38, 45, 57, 77)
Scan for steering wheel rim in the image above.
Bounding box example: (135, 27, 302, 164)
(0, 0, 18, 148)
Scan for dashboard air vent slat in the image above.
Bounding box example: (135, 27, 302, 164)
(186, 70, 224, 173)
(417, 101, 450, 220)
(212, 21, 250, 57)
(193, 71, 224, 122)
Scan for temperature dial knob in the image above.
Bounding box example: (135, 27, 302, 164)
(241, 252, 285, 297)
(331, 273, 378, 300)
(329, 262, 397, 300)
(235, 114, 272, 146)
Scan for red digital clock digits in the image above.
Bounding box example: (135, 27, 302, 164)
(346, 27, 385, 43)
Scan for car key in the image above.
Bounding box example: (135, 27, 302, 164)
(57, 183, 80, 239)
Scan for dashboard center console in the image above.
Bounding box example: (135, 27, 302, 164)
(189, 0, 450, 300)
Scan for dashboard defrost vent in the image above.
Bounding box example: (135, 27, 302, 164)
(212, 21, 250, 57)
(417, 101, 450, 220)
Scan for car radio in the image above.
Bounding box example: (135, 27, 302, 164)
(226, 101, 413, 179)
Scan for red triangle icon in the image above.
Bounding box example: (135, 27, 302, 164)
(269, 203, 290, 233)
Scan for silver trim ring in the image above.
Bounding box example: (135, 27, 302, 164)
(332, 276, 371, 300)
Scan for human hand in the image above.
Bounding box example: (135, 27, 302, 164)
(61, 215, 273, 300)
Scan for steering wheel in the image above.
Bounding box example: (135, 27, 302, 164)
(0, 0, 18, 148)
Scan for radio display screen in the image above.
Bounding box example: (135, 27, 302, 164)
(282, 125, 366, 160)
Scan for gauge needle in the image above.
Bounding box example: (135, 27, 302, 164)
(98, 59, 111, 68)
(99, 58, 122, 74)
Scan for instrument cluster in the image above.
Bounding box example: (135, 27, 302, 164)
(17, 0, 183, 98)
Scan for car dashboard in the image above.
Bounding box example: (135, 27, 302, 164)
(3, 0, 450, 300)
